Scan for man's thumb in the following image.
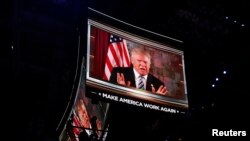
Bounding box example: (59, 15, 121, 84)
(151, 84, 155, 92)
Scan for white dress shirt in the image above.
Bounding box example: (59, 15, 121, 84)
(133, 68, 148, 89)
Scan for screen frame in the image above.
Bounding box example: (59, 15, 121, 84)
(86, 19, 188, 110)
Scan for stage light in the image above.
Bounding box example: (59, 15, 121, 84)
(215, 78, 219, 81)
(211, 103, 215, 107)
(223, 70, 227, 74)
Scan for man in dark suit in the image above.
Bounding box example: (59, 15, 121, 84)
(109, 47, 168, 95)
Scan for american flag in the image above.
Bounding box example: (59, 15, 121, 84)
(69, 110, 82, 141)
(103, 34, 130, 80)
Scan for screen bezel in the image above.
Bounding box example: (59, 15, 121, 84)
(86, 19, 188, 110)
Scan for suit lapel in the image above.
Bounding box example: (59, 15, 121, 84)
(146, 74, 153, 91)
(129, 68, 136, 87)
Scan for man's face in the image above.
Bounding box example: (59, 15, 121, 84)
(131, 53, 151, 76)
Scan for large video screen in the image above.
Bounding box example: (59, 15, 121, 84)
(86, 19, 188, 113)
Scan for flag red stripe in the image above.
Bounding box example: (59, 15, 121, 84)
(122, 40, 130, 66)
(70, 110, 81, 141)
(104, 57, 113, 80)
(117, 42, 123, 66)
(110, 44, 120, 67)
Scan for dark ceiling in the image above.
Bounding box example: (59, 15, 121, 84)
(1, 0, 249, 141)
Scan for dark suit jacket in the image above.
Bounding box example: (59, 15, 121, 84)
(109, 67, 164, 92)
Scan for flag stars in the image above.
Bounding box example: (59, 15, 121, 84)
(110, 34, 123, 43)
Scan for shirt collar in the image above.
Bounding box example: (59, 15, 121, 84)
(133, 68, 148, 80)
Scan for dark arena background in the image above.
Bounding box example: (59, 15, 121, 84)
(2, 0, 249, 141)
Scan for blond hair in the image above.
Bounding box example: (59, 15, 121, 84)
(130, 47, 151, 62)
